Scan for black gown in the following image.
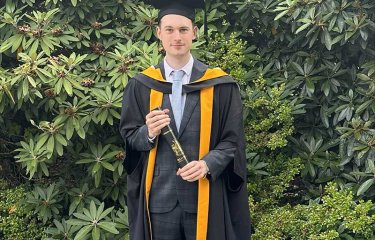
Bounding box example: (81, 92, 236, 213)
(119, 59, 251, 240)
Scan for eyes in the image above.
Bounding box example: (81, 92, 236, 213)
(164, 27, 189, 34)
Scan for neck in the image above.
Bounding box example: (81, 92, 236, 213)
(165, 53, 191, 69)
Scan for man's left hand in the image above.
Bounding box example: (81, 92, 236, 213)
(176, 160, 208, 182)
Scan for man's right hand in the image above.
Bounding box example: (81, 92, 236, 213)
(145, 108, 171, 138)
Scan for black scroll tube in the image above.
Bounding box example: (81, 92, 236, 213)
(155, 107, 189, 168)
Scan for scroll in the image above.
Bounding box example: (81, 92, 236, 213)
(156, 107, 189, 167)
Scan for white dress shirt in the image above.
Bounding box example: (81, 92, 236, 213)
(163, 55, 194, 114)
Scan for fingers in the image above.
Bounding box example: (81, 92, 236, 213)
(177, 161, 207, 182)
(146, 109, 170, 138)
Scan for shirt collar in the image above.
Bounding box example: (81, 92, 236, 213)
(164, 55, 194, 80)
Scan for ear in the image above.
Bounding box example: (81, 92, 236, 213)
(156, 26, 161, 40)
(193, 25, 198, 40)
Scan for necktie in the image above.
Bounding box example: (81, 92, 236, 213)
(172, 70, 184, 131)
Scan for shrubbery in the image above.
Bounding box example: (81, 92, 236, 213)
(0, 180, 46, 239)
(253, 183, 375, 240)
(0, 0, 374, 239)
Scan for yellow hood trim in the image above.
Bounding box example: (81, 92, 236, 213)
(146, 87, 213, 240)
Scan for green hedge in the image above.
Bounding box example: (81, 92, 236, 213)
(252, 183, 375, 239)
(0, 0, 374, 239)
(0, 180, 46, 239)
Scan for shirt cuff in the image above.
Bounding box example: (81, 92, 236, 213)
(148, 135, 156, 143)
(203, 160, 210, 178)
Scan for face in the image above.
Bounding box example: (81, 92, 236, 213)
(157, 14, 197, 60)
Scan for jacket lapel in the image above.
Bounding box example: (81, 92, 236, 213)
(178, 93, 199, 138)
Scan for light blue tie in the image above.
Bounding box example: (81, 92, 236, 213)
(172, 70, 184, 131)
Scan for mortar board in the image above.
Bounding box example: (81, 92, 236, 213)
(148, 0, 207, 37)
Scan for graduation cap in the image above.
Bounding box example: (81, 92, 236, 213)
(148, 0, 207, 38)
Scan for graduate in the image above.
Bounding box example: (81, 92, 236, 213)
(119, 0, 251, 239)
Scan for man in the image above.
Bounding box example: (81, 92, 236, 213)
(119, 0, 251, 239)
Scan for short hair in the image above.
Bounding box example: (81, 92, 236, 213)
(158, 17, 197, 28)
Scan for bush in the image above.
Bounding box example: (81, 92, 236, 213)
(0, 179, 46, 240)
(0, 0, 374, 238)
(252, 183, 375, 240)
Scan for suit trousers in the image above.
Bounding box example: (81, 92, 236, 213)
(150, 203, 197, 240)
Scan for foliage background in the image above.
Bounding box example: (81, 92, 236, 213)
(0, 0, 374, 239)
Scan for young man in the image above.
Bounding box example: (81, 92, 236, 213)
(119, 0, 251, 239)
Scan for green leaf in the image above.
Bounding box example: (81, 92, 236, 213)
(47, 135, 55, 153)
(36, 186, 47, 200)
(118, 162, 124, 175)
(100, 29, 114, 35)
(94, 170, 101, 187)
(69, 201, 79, 216)
(98, 222, 119, 234)
(92, 227, 100, 240)
(92, 162, 101, 174)
(22, 79, 29, 97)
(307, 162, 316, 178)
(367, 159, 375, 172)
(102, 151, 118, 160)
(323, 30, 332, 50)
(109, 109, 121, 119)
(74, 225, 92, 240)
(46, 183, 55, 199)
(63, 80, 73, 96)
(101, 161, 115, 171)
(55, 133, 68, 146)
(66, 119, 74, 140)
(296, 22, 311, 34)
(357, 73, 370, 81)
(89, 201, 97, 219)
(96, 202, 104, 219)
(56, 141, 64, 156)
(338, 107, 349, 122)
(53, 219, 65, 232)
(320, 107, 329, 128)
(40, 39, 51, 56)
(357, 178, 374, 196)
(2, 85, 15, 104)
(11, 35, 23, 52)
(305, 79, 315, 93)
(27, 76, 37, 88)
(76, 158, 94, 164)
(29, 40, 39, 56)
(67, 219, 89, 226)
(71, 0, 78, 6)
(274, 9, 289, 21)
(309, 29, 320, 48)
(291, 62, 304, 75)
(356, 100, 373, 114)
(73, 212, 92, 222)
(40, 162, 49, 176)
(75, 125, 85, 139)
(360, 29, 368, 41)
(321, 80, 330, 96)
(0, 39, 13, 53)
(98, 206, 113, 220)
(36, 133, 49, 150)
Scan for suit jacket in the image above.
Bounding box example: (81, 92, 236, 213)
(119, 58, 251, 240)
(149, 93, 201, 213)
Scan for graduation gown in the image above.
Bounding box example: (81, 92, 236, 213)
(119, 59, 251, 240)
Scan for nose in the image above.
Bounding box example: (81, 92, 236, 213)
(173, 31, 182, 40)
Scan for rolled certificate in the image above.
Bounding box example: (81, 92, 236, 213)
(156, 107, 189, 167)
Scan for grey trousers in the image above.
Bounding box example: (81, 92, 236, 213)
(150, 203, 197, 240)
